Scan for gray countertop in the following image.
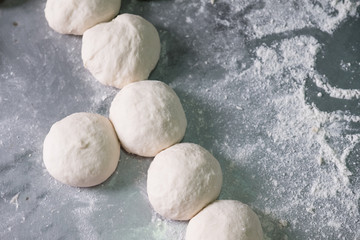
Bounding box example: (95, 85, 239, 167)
(1, 0, 360, 239)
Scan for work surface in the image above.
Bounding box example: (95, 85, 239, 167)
(1, 0, 360, 239)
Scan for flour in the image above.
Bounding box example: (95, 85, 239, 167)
(313, 73, 360, 100)
(240, 35, 360, 238)
(245, 0, 360, 39)
(71, 192, 102, 240)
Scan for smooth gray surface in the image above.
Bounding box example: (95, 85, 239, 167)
(1, 0, 360, 239)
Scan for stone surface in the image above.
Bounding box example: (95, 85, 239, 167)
(0, 0, 359, 239)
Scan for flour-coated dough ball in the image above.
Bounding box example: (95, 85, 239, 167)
(81, 14, 161, 89)
(43, 113, 120, 187)
(147, 143, 223, 220)
(186, 200, 263, 240)
(44, 0, 121, 35)
(109, 81, 187, 157)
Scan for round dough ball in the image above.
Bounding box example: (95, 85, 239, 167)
(147, 143, 223, 220)
(109, 81, 187, 157)
(186, 200, 263, 240)
(81, 14, 161, 89)
(44, 0, 121, 35)
(43, 112, 120, 187)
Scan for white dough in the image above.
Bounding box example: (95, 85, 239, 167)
(147, 143, 223, 220)
(44, 0, 121, 35)
(43, 113, 120, 187)
(81, 14, 161, 89)
(109, 81, 187, 157)
(186, 200, 263, 240)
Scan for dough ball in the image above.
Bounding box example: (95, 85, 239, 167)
(81, 14, 161, 89)
(147, 143, 223, 220)
(43, 112, 120, 187)
(186, 200, 263, 240)
(109, 81, 187, 157)
(44, 0, 121, 35)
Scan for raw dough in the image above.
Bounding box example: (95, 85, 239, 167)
(109, 81, 187, 157)
(44, 0, 121, 35)
(147, 143, 223, 220)
(186, 200, 263, 240)
(43, 112, 120, 187)
(81, 14, 161, 89)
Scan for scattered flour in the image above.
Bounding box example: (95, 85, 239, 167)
(247, 36, 360, 238)
(71, 192, 102, 240)
(200, 21, 360, 238)
(313, 73, 360, 100)
(245, 0, 360, 39)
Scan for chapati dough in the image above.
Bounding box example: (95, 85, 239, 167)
(43, 112, 120, 187)
(109, 81, 187, 157)
(186, 200, 263, 240)
(81, 14, 161, 89)
(147, 143, 223, 220)
(44, 0, 121, 35)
